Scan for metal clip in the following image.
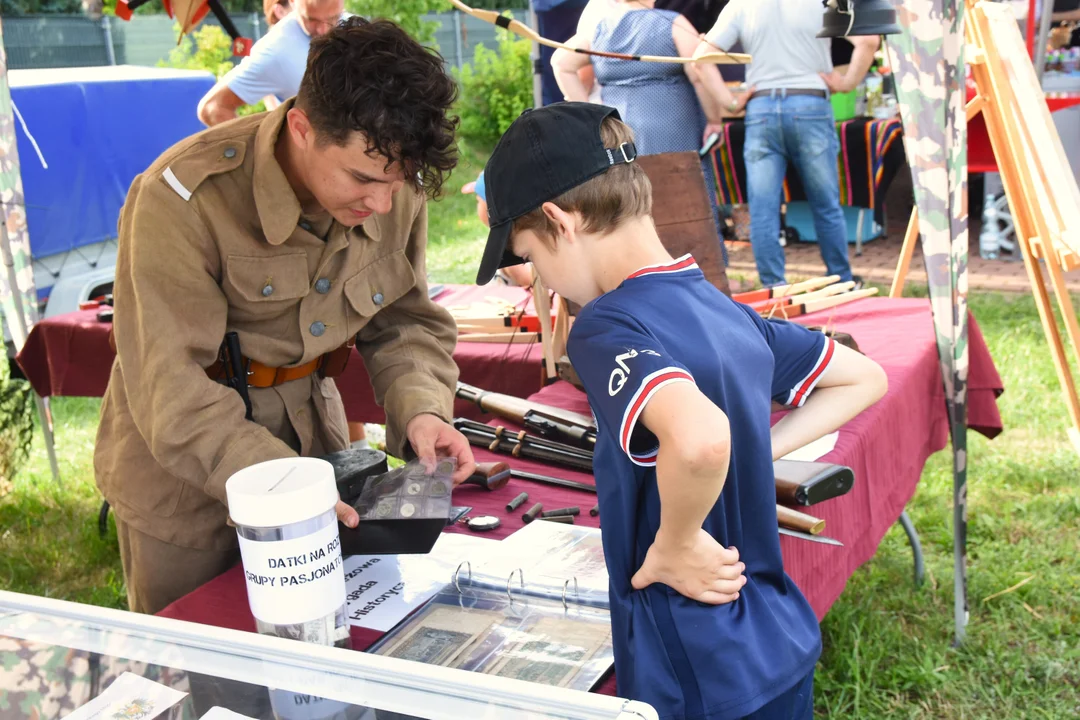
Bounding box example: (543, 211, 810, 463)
(561, 577, 580, 610)
(506, 568, 524, 603)
(453, 561, 472, 593)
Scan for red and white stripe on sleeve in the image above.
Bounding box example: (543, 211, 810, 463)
(619, 367, 695, 466)
(784, 338, 836, 407)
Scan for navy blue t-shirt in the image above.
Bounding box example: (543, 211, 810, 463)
(567, 255, 835, 720)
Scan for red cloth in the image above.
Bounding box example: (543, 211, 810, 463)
(336, 285, 546, 424)
(157, 297, 1003, 697)
(966, 85, 1080, 174)
(14, 284, 546, 422)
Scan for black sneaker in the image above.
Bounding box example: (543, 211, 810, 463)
(851, 275, 865, 290)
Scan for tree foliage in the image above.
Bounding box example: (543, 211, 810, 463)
(454, 23, 532, 151)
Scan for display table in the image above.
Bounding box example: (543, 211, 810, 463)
(14, 284, 546, 422)
(0, 590, 644, 720)
(157, 297, 1004, 697)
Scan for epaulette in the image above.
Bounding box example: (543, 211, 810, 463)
(159, 137, 247, 202)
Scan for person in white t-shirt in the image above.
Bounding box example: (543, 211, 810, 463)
(196, 0, 344, 127)
(696, 0, 877, 288)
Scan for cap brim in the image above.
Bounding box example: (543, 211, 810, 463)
(476, 221, 524, 285)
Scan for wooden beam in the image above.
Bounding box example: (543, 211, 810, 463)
(890, 208, 920, 298)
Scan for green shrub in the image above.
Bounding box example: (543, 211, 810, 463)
(158, 23, 266, 114)
(454, 23, 533, 151)
(159, 23, 235, 78)
(346, 0, 442, 47)
(0, 360, 34, 491)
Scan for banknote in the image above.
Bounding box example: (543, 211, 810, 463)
(386, 627, 472, 665)
(378, 606, 499, 669)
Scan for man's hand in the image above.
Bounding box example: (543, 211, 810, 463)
(336, 499, 359, 529)
(727, 87, 755, 115)
(630, 528, 746, 604)
(406, 413, 476, 484)
(703, 123, 725, 145)
(820, 70, 858, 95)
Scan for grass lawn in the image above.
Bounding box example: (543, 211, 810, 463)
(2, 150, 1079, 716)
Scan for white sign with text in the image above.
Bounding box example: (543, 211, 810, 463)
(344, 533, 496, 632)
(237, 522, 346, 625)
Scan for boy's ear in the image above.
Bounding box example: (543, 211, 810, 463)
(541, 202, 576, 240)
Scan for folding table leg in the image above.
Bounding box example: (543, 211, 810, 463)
(897, 510, 925, 588)
(34, 393, 61, 484)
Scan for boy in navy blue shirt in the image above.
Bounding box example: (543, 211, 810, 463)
(475, 103, 888, 720)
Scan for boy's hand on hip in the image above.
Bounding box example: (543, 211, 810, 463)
(630, 528, 746, 604)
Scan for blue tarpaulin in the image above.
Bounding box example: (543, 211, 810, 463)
(9, 65, 215, 259)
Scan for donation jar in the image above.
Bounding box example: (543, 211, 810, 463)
(226, 457, 351, 649)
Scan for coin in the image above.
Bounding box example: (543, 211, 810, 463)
(429, 480, 448, 497)
(375, 477, 399, 495)
(400, 502, 416, 518)
(406, 481, 423, 496)
(375, 500, 394, 518)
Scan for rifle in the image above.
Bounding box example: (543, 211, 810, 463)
(455, 384, 854, 507)
(457, 382, 596, 450)
(454, 418, 832, 538)
(454, 419, 594, 472)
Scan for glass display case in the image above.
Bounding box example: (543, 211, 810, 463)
(0, 590, 657, 720)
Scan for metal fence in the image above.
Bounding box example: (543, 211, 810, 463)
(2, 11, 528, 72)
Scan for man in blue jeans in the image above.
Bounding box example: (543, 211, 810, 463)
(697, 0, 878, 287)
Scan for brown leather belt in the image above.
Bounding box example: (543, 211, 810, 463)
(749, 89, 828, 101)
(205, 338, 354, 388)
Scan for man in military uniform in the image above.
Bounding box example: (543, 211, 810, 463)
(95, 16, 475, 615)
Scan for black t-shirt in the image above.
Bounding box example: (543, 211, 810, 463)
(654, 0, 726, 33)
(831, 38, 854, 67)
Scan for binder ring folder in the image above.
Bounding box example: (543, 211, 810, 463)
(562, 577, 580, 609)
(453, 561, 472, 593)
(506, 568, 525, 603)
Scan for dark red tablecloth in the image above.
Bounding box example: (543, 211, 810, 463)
(157, 297, 1004, 698)
(14, 284, 545, 422)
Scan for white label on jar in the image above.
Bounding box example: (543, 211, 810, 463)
(237, 521, 346, 626)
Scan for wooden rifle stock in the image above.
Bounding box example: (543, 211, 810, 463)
(776, 505, 825, 535)
(455, 382, 597, 449)
(462, 461, 512, 491)
(773, 460, 855, 506)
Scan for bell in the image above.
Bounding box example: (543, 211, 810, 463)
(818, 0, 902, 38)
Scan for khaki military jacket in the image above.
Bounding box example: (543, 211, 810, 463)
(94, 101, 458, 551)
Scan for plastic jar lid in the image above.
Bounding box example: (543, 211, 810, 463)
(226, 457, 337, 528)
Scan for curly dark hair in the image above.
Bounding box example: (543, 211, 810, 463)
(296, 16, 459, 198)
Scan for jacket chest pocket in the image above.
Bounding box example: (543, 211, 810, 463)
(344, 250, 415, 322)
(225, 253, 310, 320)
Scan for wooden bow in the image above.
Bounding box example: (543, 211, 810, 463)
(446, 0, 751, 65)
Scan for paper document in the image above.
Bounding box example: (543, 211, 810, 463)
(200, 709, 257, 720)
(63, 672, 187, 720)
(780, 432, 838, 462)
(344, 533, 497, 632)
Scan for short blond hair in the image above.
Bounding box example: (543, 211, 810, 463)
(512, 116, 652, 246)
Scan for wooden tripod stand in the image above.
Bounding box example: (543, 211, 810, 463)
(891, 0, 1080, 452)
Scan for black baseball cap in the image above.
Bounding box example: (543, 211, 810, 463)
(475, 102, 638, 285)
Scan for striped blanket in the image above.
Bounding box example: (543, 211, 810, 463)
(707, 115, 905, 224)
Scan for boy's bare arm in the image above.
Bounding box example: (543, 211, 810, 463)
(770, 343, 888, 460)
(630, 382, 746, 604)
